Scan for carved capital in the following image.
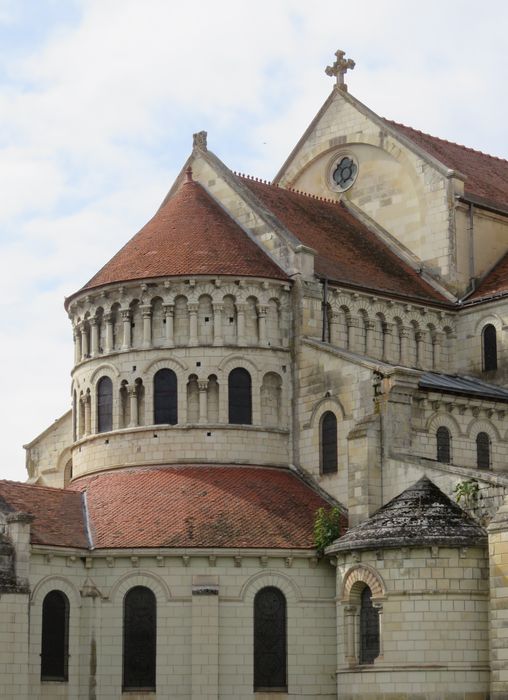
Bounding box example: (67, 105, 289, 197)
(198, 380, 208, 393)
(120, 310, 131, 321)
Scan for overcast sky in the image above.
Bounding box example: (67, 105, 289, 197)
(1, 0, 507, 481)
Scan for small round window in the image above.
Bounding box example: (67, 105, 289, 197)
(330, 155, 358, 192)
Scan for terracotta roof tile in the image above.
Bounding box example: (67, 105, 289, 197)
(69, 465, 333, 550)
(387, 120, 508, 210)
(0, 480, 88, 549)
(464, 248, 508, 301)
(240, 177, 447, 303)
(80, 178, 287, 293)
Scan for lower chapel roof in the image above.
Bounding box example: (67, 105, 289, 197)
(0, 465, 335, 551)
(419, 372, 508, 403)
(329, 476, 487, 553)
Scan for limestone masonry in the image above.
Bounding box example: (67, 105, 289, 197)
(2, 53, 508, 699)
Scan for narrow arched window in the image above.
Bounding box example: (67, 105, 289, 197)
(228, 368, 252, 424)
(97, 376, 113, 433)
(123, 586, 156, 691)
(321, 411, 338, 474)
(254, 587, 287, 692)
(153, 369, 178, 425)
(41, 590, 69, 681)
(436, 426, 451, 464)
(483, 324, 497, 371)
(477, 432, 491, 469)
(359, 586, 379, 665)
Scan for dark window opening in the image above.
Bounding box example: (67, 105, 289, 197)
(254, 587, 287, 691)
(41, 590, 69, 681)
(436, 426, 451, 464)
(477, 431, 491, 469)
(97, 376, 113, 433)
(228, 368, 252, 425)
(154, 369, 178, 425)
(123, 586, 156, 691)
(483, 324, 497, 371)
(359, 586, 379, 665)
(321, 411, 338, 474)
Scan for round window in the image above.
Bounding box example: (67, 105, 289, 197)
(330, 154, 358, 192)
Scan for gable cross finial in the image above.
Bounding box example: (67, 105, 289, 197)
(325, 50, 355, 91)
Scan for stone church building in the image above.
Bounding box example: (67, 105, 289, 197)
(2, 52, 508, 699)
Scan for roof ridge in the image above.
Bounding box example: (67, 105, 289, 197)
(0, 479, 70, 494)
(235, 172, 341, 206)
(385, 118, 508, 165)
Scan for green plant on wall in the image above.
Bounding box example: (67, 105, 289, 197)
(314, 506, 342, 555)
(454, 478, 480, 512)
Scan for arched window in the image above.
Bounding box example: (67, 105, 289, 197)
(228, 368, 252, 424)
(123, 586, 156, 691)
(436, 426, 451, 464)
(153, 369, 178, 425)
(483, 324, 497, 371)
(321, 411, 338, 474)
(41, 590, 69, 681)
(477, 432, 491, 469)
(254, 587, 287, 692)
(359, 586, 379, 665)
(97, 376, 113, 433)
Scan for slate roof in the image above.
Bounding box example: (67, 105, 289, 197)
(0, 481, 88, 548)
(79, 176, 287, 294)
(66, 464, 334, 550)
(240, 178, 447, 304)
(387, 120, 508, 211)
(419, 372, 508, 403)
(328, 476, 486, 553)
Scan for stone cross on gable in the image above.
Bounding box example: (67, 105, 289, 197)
(325, 50, 355, 91)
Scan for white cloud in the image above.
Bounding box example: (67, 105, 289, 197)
(1, 0, 507, 479)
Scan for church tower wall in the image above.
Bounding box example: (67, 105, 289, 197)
(67, 276, 292, 478)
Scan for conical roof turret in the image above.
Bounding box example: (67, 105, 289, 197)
(328, 476, 487, 553)
(74, 173, 287, 297)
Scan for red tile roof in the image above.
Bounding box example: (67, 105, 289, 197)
(69, 465, 333, 549)
(387, 120, 508, 210)
(240, 177, 447, 303)
(0, 480, 88, 548)
(465, 250, 508, 302)
(79, 177, 287, 294)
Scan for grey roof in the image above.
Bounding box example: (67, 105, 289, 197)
(419, 372, 508, 403)
(328, 476, 487, 553)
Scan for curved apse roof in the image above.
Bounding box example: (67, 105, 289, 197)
(77, 176, 287, 296)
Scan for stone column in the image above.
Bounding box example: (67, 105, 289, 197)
(344, 605, 357, 665)
(90, 318, 99, 357)
(80, 324, 89, 360)
(382, 322, 393, 363)
(128, 385, 138, 427)
(365, 319, 376, 357)
(73, 327, 81, 365)
(372, 601, 384, 660)
(212, 303, 223, 346)
(189, 303, 199, 347)
(198, 380, 208, 424)
(141, 305, 152, 348)
(104, 313, 113, 353)
(415, 331, 423, 368)
(82, 394, 91, 435)
(399, 326, 410, 366)
(347, 317, 359, 353)
(257, 305, 268, 347)
(236, 303, 246, 345)
(433, 331, 444, 371)
(163, 304, 174, 347)
(191, 576, 219, 700)
(121, 310, 131, 350)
